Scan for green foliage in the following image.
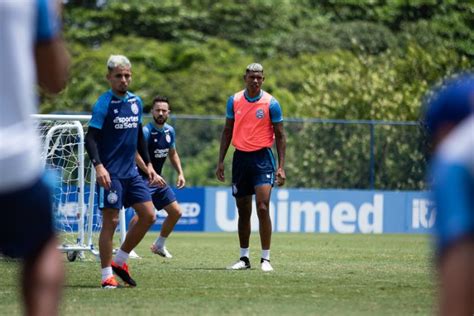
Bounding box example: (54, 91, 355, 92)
(46, 1, 474, 189)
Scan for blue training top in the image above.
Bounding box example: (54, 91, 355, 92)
(430, 116, 474, 253)
(89, 90, 143, 179)
(142, 122, 176, 175)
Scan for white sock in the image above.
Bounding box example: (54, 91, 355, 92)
(114, 249, 129, 266)
(155, 236, 167, 249)
(262, 249, 270, 261)
(101, 267, 113, 282)
(240, 248, 249, 259)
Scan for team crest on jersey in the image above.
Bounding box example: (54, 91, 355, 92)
(131, 102, 139, 115)
(256, 109, 264, 119)
(107, 191, 118, 204)
(165, 134, 171, 143)
(232, 184, 238, 195)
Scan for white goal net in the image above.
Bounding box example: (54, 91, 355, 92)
(33, 114, 131, 261)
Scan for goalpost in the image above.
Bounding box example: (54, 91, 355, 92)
(33, 114, 134, 261)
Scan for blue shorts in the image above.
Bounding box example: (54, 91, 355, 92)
(0, 177, 54, 259)
(98, 174, 151, 210)
(232, 148, 276, 198)
(149, 183, 177, 210)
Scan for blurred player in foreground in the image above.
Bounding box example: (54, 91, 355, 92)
(423, 73, 474, 316)
(0, 0, 69, 314)
(129, 95, 185, 258)
(85, 55, 158, 288)
(216, 63, 286, 272)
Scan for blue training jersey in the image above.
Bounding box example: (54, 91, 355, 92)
(430, 115, 474, 252)
(142, 122, 176, 175)
(89, 90, 143, 179)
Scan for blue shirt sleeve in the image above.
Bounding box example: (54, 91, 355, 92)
(226, 96, 235, 119)
(89, 94, 111, 129)
(169, 126, 176, 149)
(143, 124, 151, 142)
(36, 0, 61, 42)
(137, 96, 144, 124)
(431, 159, 474, 250)
(269, 98, 283, 123)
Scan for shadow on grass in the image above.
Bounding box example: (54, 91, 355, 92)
(180, 267, 228, 271)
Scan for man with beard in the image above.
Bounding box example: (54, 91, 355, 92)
(85, 55, 158, 288)
(215, 63, 287, 272)
(130, 95, 186, 258)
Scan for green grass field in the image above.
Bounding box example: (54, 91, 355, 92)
(0, 233, 435, 315)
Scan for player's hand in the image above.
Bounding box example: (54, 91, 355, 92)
(95, 164, 111, 190)
(276, 167, 286, 187)
(215, 162, 225, 182)
(176, 174, 186, 189)
(151, 174, 166, 188)
(147, 165, 166, 187)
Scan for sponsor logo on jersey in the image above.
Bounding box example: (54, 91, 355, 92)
(113, 115, 139, 129)
(154, 148, 169, 158)
(256, 109, 264, 119)
(111, 100, 121, 104)
(107, 191, 118, 204)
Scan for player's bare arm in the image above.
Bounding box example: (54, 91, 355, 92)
(216, 118, 234, 182)
(273, 121, 286, 186)
(135, 152, 164, 187)
(35, 34, 70, 94)
(137, 123, 162, 185)
(169, 148, 185, 189)
(85, 127, 111, 190)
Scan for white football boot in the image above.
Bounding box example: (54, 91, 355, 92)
(226, 257, 251, 270)
(260, 258, 273, 272)
(150, 244, 173, 258)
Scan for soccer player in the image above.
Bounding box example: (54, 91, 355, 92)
(85, 55, 158, 289)
(129, 95, 185, 258)
(423, 73, 474, 316)
(216, 63, 286, 272)
(0, 0, 70, 315)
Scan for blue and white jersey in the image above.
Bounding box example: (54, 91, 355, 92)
(142, 122, 176, 175)
(430, 115, 474, 252)
(0, 0, 61, 193)
(89, 90, 144, 179)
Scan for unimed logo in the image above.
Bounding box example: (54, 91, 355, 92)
(412, 199, 436, 229)
(215, 190, 384, 233)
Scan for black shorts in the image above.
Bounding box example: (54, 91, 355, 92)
(0, 177, 55, 259)
(232, 148, 276, 198)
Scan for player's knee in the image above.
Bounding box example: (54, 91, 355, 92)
(256, 203, 270, 218)
(141, 211, 156, 226)
(110, 216, 120, 228)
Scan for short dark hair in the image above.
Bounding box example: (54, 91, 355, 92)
(151, 95, 170, 110)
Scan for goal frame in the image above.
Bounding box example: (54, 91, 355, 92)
(33, 114, 131, 260)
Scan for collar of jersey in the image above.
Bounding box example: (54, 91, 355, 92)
(244, 89, 263, 103)
(109, 89, 130, 101)
(150, 122, 166, 132)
